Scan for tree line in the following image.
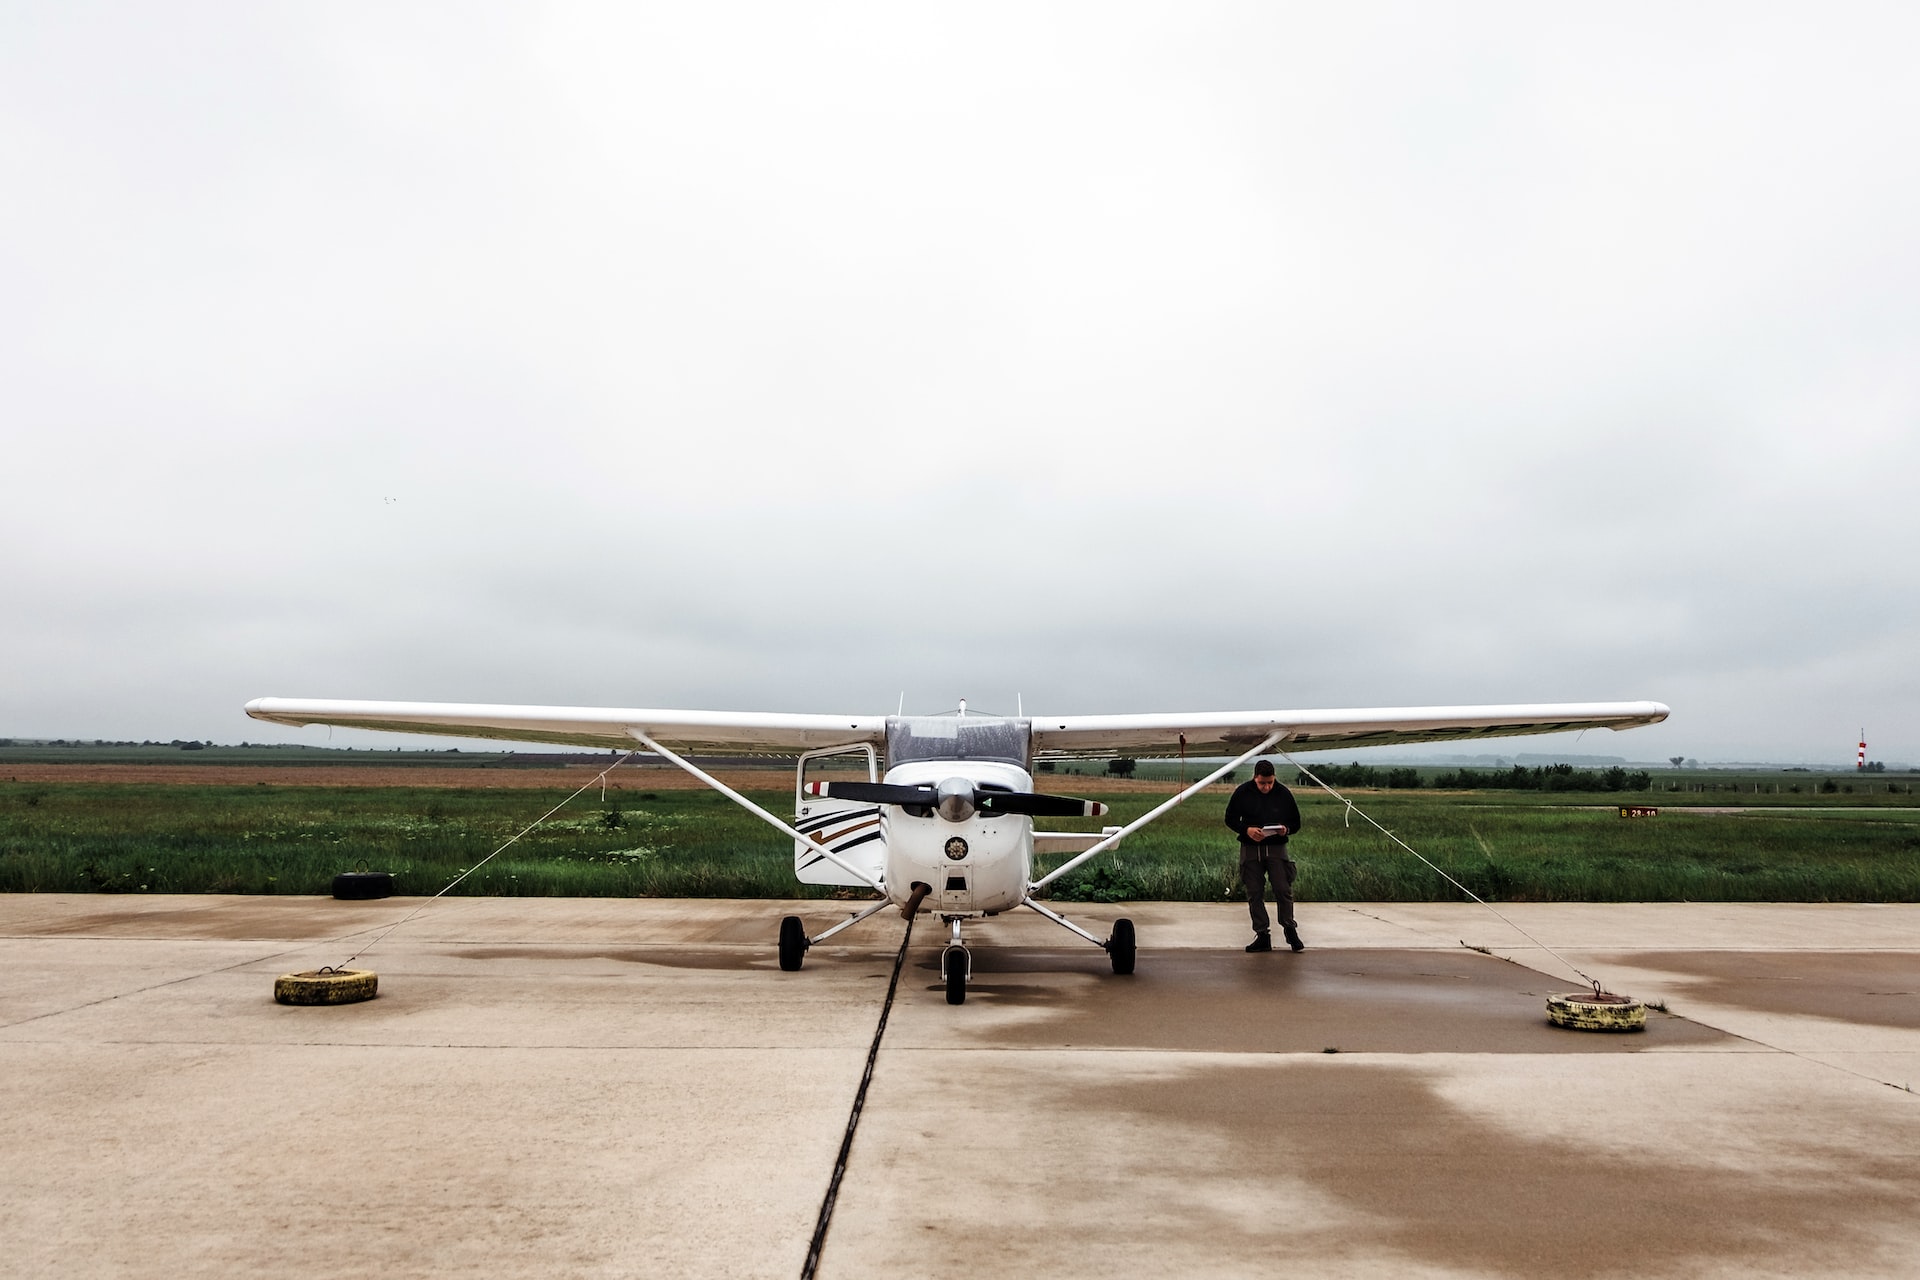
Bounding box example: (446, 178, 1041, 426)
(1301, 762, 1654, 792)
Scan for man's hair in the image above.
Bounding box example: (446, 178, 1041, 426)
(1253, 760, 1276, 777)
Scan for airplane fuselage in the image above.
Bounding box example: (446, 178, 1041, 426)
(879, 760, 1034, 916)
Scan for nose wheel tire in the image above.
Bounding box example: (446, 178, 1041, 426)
(942, 945, 969, 1005)
(778, 915, 809, 971)
(1105, 918, 1136, 975)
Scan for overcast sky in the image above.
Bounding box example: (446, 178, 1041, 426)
(4, 3, 1917, 765)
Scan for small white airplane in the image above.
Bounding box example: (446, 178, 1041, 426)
(245, 696, 1668, 1004)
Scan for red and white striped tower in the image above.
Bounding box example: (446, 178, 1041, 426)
(1858, 730, 1867, 771)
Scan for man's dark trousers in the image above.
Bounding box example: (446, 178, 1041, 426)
(1240, 839, 1296, 937)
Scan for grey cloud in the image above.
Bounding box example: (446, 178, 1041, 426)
(3, 3, 1917, 766)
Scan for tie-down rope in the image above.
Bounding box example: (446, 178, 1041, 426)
(1279, 751, 1605, 995)
(335, 750, 637, 968)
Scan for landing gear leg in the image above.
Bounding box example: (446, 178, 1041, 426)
(1020, 896, 1138, 976)
(941, 917, 970, 1005)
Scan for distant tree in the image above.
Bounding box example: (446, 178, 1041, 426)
(1669, 756, 1686, 769)
(1106, 757, 1137, 777)
(1037, 760, 1056, 773)
(1866, 761, 1886, 773)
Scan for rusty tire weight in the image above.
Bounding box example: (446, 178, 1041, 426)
(1547, 991, 1645, 1032)
(275, 968, 379, 1006)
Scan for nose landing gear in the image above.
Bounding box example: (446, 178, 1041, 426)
(942, 917, 971, 1005)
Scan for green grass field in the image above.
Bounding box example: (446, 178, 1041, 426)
(4, 777, 1918, 903)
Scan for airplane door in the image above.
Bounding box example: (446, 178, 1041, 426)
(793, 745, 885, 887)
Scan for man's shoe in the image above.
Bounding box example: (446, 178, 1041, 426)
(1245, 935, 1273, 952)
(1282, 925, 1304, 952)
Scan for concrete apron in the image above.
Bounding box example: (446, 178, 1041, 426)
(2, 897, 1918, 1279)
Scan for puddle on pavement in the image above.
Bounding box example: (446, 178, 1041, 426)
(1050, 1059, 1920, 1278)
(903, 947, 1727, 1053)
(1597, 951, 1920, 1029)
(15, 902, 368, 941)
(447, 945, 772, 971)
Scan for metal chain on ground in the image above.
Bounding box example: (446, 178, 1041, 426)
(1279, 750, 1605, 994)
(802, 912, 916, 1280)
(336, 750, 638, 968)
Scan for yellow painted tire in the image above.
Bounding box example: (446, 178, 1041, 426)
(275, 968, 378, 1006)
(1547, 991, 1645, 1032)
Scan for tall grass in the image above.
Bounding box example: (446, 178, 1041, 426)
(1045, 795, 1920, 902)
(2, 781, 1918, 902)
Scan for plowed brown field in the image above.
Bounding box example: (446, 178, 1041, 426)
(0, 764, 765, 790)
(0, 763, 1216, 794)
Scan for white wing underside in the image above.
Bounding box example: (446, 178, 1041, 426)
(245, 698, 1668, 759)
(244, 698, 888, 755)
(1031, 702, 1669, 758)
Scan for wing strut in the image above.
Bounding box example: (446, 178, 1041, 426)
(629, 731, 885, 892)
(1028, 730, 1284, 892)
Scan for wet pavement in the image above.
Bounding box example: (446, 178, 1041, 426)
(3, 896, 1917, 1278)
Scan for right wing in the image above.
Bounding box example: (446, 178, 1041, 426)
(1029, 701, 1670, 759)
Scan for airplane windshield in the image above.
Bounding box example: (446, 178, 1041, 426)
(886, 716, 1030, 768)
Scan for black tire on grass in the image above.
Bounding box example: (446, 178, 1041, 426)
(332, 871, 393, 900)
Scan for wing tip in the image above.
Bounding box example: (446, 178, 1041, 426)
(243, 697, 304, 726)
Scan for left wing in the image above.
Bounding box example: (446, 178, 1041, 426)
(1029, 701, 1669, 759)
(243, 698, 885, 756)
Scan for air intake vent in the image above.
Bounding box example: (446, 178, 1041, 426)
(944, 875, 967, 892)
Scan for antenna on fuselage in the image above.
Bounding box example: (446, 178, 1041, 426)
(1017, 692, 1023, 717)
(897, 691, 905, 715)
(958, 698, 967, 716)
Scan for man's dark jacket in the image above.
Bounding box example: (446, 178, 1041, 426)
(1224, 778, 1304, 845)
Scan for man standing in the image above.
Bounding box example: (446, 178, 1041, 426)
(1224, 760, 1305, 952)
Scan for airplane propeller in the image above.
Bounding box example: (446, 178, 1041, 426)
(804, 779, 1107, 821)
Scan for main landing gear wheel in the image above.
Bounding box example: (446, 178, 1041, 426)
(1105, 918, 1136, 975)
(943, 945, 969, 1005)
(778, 915, 809, 971)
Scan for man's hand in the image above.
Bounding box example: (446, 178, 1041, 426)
(1247, 826, 1266, 842)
